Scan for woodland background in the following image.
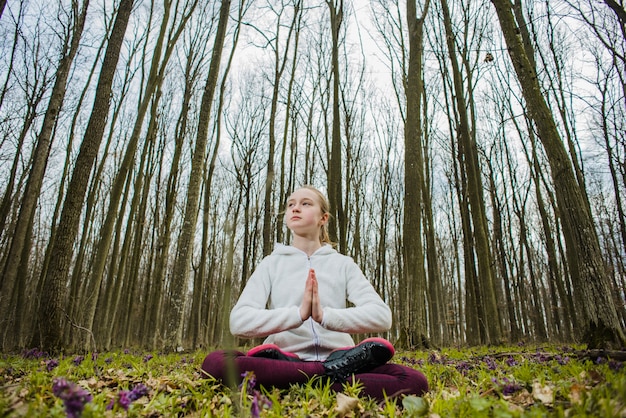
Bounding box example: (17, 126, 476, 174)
(0, 0, 624, 355)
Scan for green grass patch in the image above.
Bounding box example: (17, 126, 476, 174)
(1, 345, 624, 417)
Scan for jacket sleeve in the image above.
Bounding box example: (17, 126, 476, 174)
(321, 259, 392, 334)
(229, 258, 303, 338)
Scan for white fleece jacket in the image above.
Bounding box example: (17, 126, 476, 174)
(229, 243, 392, 361)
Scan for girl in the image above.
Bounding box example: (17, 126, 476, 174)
(201, 185, 428, 401)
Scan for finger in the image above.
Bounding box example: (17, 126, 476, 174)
(311, 274, 323, 323)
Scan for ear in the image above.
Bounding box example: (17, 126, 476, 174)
(319, 212, 329, 225)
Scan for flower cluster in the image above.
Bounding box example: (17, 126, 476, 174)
(240, 371, 272, 418)
(46, 359, 59, 372)
(455, 360, 472, 374)
(483, 356, 497, 370)
(427, 352, 448, 365)
(492, 377, 523, 396)
(400, 355, 424, 366)
(52, 378, 93, 418)
(505, 356, 518, 367)
(107, 383, 150, 411)
(22, 348, 46, 359)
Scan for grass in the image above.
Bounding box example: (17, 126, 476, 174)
(1, 344, 624, 417)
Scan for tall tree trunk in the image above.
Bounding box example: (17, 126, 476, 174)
(421, 97, 445, 345)
(262, 1, 301, 256)
(81, 0, 197, 349)
(167, 0, 230, 351)
(487, 159, 521, 342)
(34, 0, 134, 353)
(326, 0, 346, 251)
(401, 0, 430, 349)
(490, 0, 626, 348)
(277, 7, 302, 245)
(191, 2, 243, 347)
(441, 0, 501, 344)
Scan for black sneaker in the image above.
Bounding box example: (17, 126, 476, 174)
(323, 338, 395, 381)
(247, 344, 301, 362)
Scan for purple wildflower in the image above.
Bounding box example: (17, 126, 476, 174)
(455, 361, 471, 374)
(251, 395, 261, 418)
(130, 383, 149, 400)
(401, 356, 424, 366)
(73, 355, 84, 366)
(22, 348, 45, 359)
(118, 391, 132, 410)
(124, 349, 130, 354)
(609, 360, 623, 372)
(105, 357, 113, 364)
(428, 352, 446, 364)
(493, 377, 522, 396)
(505, 356, 518, 367)
(240, 371, 257, 395)
(143, 354, 153, 363)
(52, 378, 93, 418)
(555, 355, 569, 365)
(106, 398, 115, 410)
(46, 359, 59, 372)
(250, 390, 272, 418)
(483, 356, 497, 370)
(110, 383, 149, 411)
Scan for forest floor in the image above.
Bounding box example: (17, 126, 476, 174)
(1, 344, 624, 417)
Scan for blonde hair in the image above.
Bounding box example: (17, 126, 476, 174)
(287, 185, 334, 246)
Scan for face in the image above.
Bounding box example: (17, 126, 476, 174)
(285, 188, 329, 238)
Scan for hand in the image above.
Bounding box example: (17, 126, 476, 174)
(300, 269, 324, 323)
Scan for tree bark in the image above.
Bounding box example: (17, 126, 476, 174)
(401, 0, 430, 349)
(326, 0, 346, 251)
(490, 0, 626, 348)
(167, 0, 230, 351)
(441, 0, 501, 344)
(34, 0, 134, 353)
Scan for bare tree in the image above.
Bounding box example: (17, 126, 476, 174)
(326, 0, 346, 251)
(258, 0, 302, 257)
(490, 0, 625, 348)
(34, 0, 134, 353)
(79, 0, 199, 351)
(190, 0, 247, 349)
(0, 0, 89, 351)
(401, 0, 431, 348)
(167, 0, 231, 351)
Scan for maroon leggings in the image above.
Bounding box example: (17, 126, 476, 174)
(201, 350, 428, 401)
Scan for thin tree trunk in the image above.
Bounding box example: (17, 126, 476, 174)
(191, 2, 243, 348)
(441, 0, 501, 344)
(401, 0, 430, 349)
(167, 0, 231, 351)
(326, 0, 346, 251)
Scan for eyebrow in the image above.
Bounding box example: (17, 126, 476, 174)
(287, 197, 314, 203)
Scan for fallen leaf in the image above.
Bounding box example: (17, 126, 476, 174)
(507, 388, 534, 406)
(335, 392, 359, 417)
(569, 383, 586, 405)
(532, 381, 554, 405)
